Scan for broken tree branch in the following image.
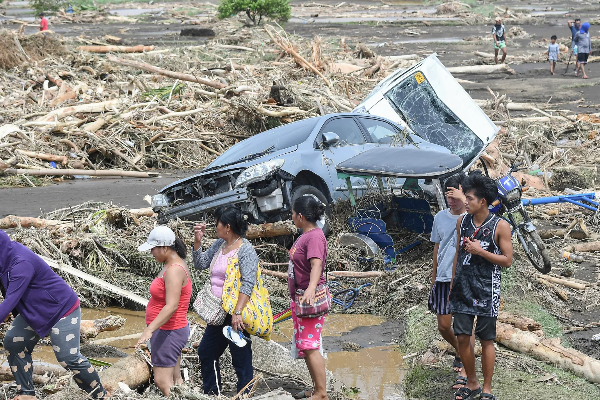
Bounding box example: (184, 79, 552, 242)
(79, 45, 155, 53)
(107, 55, 227, 90)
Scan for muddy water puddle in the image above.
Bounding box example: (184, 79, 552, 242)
(25, 311, 404, 398)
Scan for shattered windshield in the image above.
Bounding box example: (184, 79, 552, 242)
(384, 72, 483, 166)
(207, 117, 319, 168)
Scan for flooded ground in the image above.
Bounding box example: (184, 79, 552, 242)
(19, 310, 404, 399)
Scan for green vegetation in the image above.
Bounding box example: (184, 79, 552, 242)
(142, 83, 185, 100)
(503, 300, 563, 339)
(31, 0, 67, 13)
(401, 305, 437, 354)
(217, 0, 291, 25)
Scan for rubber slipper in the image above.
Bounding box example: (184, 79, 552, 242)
(452, 375, 467, 390)
(222, 326, 247, 347)
(452, 356, 463, 372)
(454, 386, 482, 400)
(293, 390, 312, 399)
(480, 393, 497, 400)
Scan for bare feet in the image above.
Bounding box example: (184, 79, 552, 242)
(12, 395, 37, 400)
(583, 76, 589, 79)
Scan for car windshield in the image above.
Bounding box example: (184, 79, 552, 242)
(207, 118, 319, 168)
(384, 72, 483, 166)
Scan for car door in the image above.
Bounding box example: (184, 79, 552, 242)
(316, 116, 370, 201)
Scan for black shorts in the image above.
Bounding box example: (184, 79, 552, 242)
(577, 53, 589, 64)
(428, 281, 451, 315)
(453, 313, 497, 340)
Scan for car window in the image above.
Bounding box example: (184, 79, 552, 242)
(358, 118, 400, 144)
(320, 117, 365, 146)
(208, 117, 319, 168)
(384, 72, 483, 165)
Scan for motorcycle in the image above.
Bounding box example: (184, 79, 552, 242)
(484, 161, 552, 273)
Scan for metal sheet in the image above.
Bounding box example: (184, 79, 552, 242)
(335, 147, 462, 178)
(337, 233, 380, 258)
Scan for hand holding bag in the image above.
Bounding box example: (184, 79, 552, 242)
(193, 244, 227, 325)
(291, 260, 331, 318)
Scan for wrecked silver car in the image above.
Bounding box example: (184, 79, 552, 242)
(152, 55, 497, 227)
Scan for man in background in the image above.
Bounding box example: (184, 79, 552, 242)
(568, 18, 581, 71)
(39, 12, 48, 32)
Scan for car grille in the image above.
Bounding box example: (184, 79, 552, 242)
(167, 172, 239, 205)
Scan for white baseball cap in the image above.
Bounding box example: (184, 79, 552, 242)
(138, 226, 176, 252)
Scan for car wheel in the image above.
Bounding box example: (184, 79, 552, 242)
(290, 185, 332, 236)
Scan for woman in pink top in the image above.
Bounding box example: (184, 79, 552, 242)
(289, 196, 328, 400)
(136, 226, 192, 397)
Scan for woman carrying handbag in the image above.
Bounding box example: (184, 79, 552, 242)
(192, 206, 272, 395)
(288, 196, 330, 400)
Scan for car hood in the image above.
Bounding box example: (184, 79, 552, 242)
(158, 147, 297, 193)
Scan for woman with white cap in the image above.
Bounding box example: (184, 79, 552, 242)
(136, 226, 192, 397)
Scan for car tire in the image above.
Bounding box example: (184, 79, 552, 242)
(290, 185, 331, 236)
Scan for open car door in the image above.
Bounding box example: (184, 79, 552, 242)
(354, 54, 499, 171)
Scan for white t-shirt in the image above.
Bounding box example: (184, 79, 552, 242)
(430, 209, 465, 282)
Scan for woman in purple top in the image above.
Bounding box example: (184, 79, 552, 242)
(288, 196, 328, 400)
(0, 229, 107, 399)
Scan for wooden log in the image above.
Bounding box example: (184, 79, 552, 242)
(0, 215, 66, 230)
(79, 45, 155, 53)
(36, 99, 121, 122)
(536, 274, 587, 290)
(98, 353, 151, 395)
(255, 107, 308, 118)
(82, 116, 112, 133)
(496, 322, 600, 383)
(447, 64, 516, 75)
(537, 277, 569, 301)
(261, 268, 384, 279)
(107, 55, 226, 90)
(1, 168, 158, 178)
(538, 229, 589, 240)
(91, 332, 142, 345)
(497, 312, 542, 332)
(564, 241, 600, 253)
(41, 256, 149, 307)
(0, 366, 50, 384)
(246, 222, 297, 239)
(16, 149, 68, 165)
(80, 315, 126, 339)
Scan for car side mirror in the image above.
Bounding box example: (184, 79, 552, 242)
(322, 132, 340, 148)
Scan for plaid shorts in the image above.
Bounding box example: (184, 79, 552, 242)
(428, 281, 451, 315)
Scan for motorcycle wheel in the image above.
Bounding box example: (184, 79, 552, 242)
(521, 230, 552, 274)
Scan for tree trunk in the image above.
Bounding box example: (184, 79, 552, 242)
(496, 322, 600, 383)
(261, 268, 384, 279)
(80, 315, 127, 339)
(447, 64, 516, 75)
(246, 222, 297, 239)
(0, 215, 66, 229)
(0, 366, 51, 385)
(107, 55, 227, 90)
(99, 353, 151, 395)
(79, 45, 154, 53)
(564, 241, 600, 253)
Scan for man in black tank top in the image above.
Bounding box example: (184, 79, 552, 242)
(449, 174, 513, 400)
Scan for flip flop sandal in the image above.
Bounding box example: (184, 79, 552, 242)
(222, 326, 247, 347)
(480, 393, 497, 400)
(293, 390, 312, 399)
(452, 356, 463, 371)
(452, 376, 468, 389)
(454, 386, 482, 400)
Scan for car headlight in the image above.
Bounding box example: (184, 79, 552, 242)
(152, 193, 170, 208)
(235, 159, 285, 188)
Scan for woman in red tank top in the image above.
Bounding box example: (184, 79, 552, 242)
(136, 226, 192, 397)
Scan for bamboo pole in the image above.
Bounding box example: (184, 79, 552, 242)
(1, 168, 159, 177)
(79, 45, 155, 53)
(107, 55, 227, 90)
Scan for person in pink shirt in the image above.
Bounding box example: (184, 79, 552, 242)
(39, 13, 48, 31)
(288, 195, 328, 400)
